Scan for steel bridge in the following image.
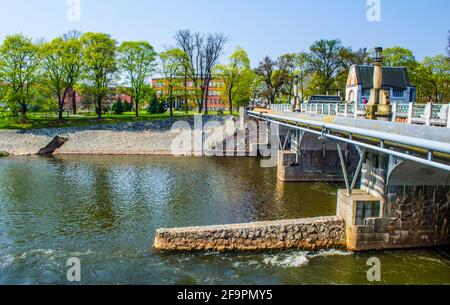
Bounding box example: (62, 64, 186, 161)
(248, 109, 450, 193)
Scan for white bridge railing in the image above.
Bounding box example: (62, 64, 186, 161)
(269, 103, 294, 113)
(269, 102, 450, 128)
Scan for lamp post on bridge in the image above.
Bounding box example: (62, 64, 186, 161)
(367, 47, 392, 121)
(293, 75, 301, 112)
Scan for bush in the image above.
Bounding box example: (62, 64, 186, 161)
(112, 100, 125, 114)
(147, 97, 167, 114)
(124, 101, 133, 112)
(95, 105, 110, 115)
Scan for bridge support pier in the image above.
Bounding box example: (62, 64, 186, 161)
(337, 152, 450, 251)
(277, 131, 358, 182)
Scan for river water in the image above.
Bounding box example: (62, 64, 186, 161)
(0, 156, 449, 284)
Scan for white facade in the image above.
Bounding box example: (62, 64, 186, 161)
(346, 65, 416, 104)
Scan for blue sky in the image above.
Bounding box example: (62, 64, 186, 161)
(0, 0, 448, 66)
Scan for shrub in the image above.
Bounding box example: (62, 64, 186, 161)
(95, 105, 110, 115)
(124, 101, 133, 112)
(147, 97, 167, 114)
(112, 100, 125, 114)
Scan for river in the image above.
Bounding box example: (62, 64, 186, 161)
(0, 156, 449, 284)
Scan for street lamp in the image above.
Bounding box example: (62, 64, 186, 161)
(368, 46, 392, 121)
(293, 75, 303, 112)
(375, 47, 383, 63)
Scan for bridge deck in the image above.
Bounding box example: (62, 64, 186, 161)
(252, 108, 450, 145)
(249, 108, 450, 172)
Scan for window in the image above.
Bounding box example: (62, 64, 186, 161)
(355, 201, 381, 225)
(362, 89, 371, 97)
(393, 89, 404, 98)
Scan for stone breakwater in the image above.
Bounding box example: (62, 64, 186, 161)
(153, 216, 346, 252)
(0, 116, 236, 156)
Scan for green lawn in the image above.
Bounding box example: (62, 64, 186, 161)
(0, 110, 236, 130)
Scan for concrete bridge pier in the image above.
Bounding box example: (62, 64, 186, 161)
(337, 152, 450, 251)
(277, 131, 358, 182)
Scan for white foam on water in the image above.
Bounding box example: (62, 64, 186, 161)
(417, 256, 447, 265)
(19, 249, 56, 260)
(0, 254, 15, 269)
(232, 260, 260, 268)
(263, 252, 310, 268)
(309, 249, 352, 258)
(262, 249, 352, 268)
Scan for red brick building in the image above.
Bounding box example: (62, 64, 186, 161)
(152, 78, 227, 111)
(63, 87, 133, 112)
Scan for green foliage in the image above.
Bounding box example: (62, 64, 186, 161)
(80, 32, 117, 118)
(147, 96, 167, 114)
(0, 34, 41, 117)
(418, 55, 450, 103)
(217, 47, 255, 112)
(159, 48, 188, 116)
(124, 101, 133, 112)
(383, 47, 417, 68)
(112, 99, 125, 114)
(381, 47, 449, 103)
(40, 36, 83, 119)
(307, 39, 353, 94)
(118, 41, 157, 116)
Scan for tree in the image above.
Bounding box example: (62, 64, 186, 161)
(422, 55, 450, 104)
(159, 48, 185, 116)
(307, 39, 353, 94)
(353, 48, 373, 65)
(277, 53, 297, 102)
(63, 30, 83, 115)
(175, 30, 203, 113)
(147, 95, 167, 114)
(118, 41, 157, 117)
(176, 48, 193, 113)
(217, 47, 254, 114)
(201, 33, 228, 114)
(175, 30, 227, 114)
(383, 47, 417, 68)
(294, 52, 312, 102)
(40, 36, 83, 120)
(0, 34, 41, 119)
(80, 32, 117, 119)
(112, 99, 124, 114)
(255, 56, 278, 105)
(255, 56, 291, 105)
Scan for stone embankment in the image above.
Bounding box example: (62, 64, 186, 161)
(0, 116, 240, 156)
(153, 216, 346, 252)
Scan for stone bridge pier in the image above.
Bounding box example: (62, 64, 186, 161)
(337, 152, 450, 251)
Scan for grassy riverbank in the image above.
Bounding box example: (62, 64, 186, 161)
(0, 110, 235, 130)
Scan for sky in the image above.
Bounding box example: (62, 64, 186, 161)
(0, 0, 448, 66)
